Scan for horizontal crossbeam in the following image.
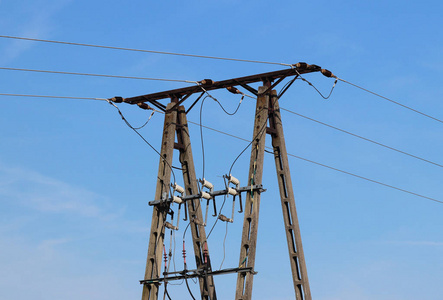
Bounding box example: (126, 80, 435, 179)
(120, 64, 321, 109)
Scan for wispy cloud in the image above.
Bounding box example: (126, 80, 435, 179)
(0, 164, 114, 219)
(0, 0, 72, 65)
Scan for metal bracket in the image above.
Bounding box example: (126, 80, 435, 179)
(149, 185, 266, 206)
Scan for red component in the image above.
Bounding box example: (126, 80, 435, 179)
(203, 242, 209, 264)
(182, 241, 187, 265)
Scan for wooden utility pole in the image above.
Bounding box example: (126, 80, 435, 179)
(113, 63, 327, 300)
(141, 101, 216, 300)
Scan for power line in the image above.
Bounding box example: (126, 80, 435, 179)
(0, 35, 287, 66)
(0, 92, 107, 101)
(1, 92, 440, 203)
(2, 90, 441, 170)
(0, 66, 195, 83)
(280, 107, 443, 168)
(337, 77, 443, 125)
(187, 120, 443, 205)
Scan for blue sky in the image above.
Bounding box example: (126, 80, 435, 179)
(0, 1, 442, 299)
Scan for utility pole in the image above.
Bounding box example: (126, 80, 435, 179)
(111, 63, 333, 300)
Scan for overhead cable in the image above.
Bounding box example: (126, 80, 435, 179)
(0, 92, 107, 101)
(280, 107, 443, 168)
(337, 77, 443, 125)
(0, 34, 287, 66)
(0, 66, 195, 83)
(186, 120, 443, 205)
(2, 91, 441, 169)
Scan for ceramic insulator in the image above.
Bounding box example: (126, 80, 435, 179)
(201, 191, 212, 200)
(228, 187, 238, 196)
(173, 196, 183, 204)
(229, 174, 240, 186)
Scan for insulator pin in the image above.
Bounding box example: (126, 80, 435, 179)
(295, 62, 308, 69)
(227, 86, 241, 94)
(110, 96, 124, 103)
(137, 102, 153, 110)
(321, 69, 336, 78)
(200, 79, 213, 85)
(201, 191, 212, 200)
(172, 196, 183, 204)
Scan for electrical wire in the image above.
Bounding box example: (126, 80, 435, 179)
(199, 96, 209, 180)
(280, 107, 443, 169)
(132, 110, 155, 130)
(198, 90, 245, 180)
(337, 77, 443, 125)
(186, 121, 443, 205)
(0, 34, 289, 66)
(0, 92, 108, 101)
(206, 195, 228, 239)
(184, 276, 196, 300)
(0, 66, 196, 83)
(212, 94, 244, 116)
(219, 221, 229, 270)
(106, 100, 177, 184)
(227, 97, 274, 177)
(7, 90, 438, 170)
(2, 91, 440, 204)
(3, 34, 441, 125)
(294, 68, 338, 99)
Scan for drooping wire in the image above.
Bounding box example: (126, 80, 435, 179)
(132, 110, 155, 130)
(212, 94, 245, 116)
(198, 90, 245, 180)
(294, 68, 338, 99)
(106, 100, 176, 184)
(337, 77, 443, 125)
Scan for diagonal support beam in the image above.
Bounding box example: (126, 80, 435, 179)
(142, 102, 177, 300)
(235, 85, 269, 300)
(176, 106, 217, 299)
(268, 92, 311, 300)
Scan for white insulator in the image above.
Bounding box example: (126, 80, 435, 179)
(228, 187, 238, 196)
(165, 222, 178, 230)
(173, 183, 185, 194)
(201, 191, 212, 200)
(173, 196, 183, 204)
(201, 179, 214, 190)
(229, 174, 240, 186)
